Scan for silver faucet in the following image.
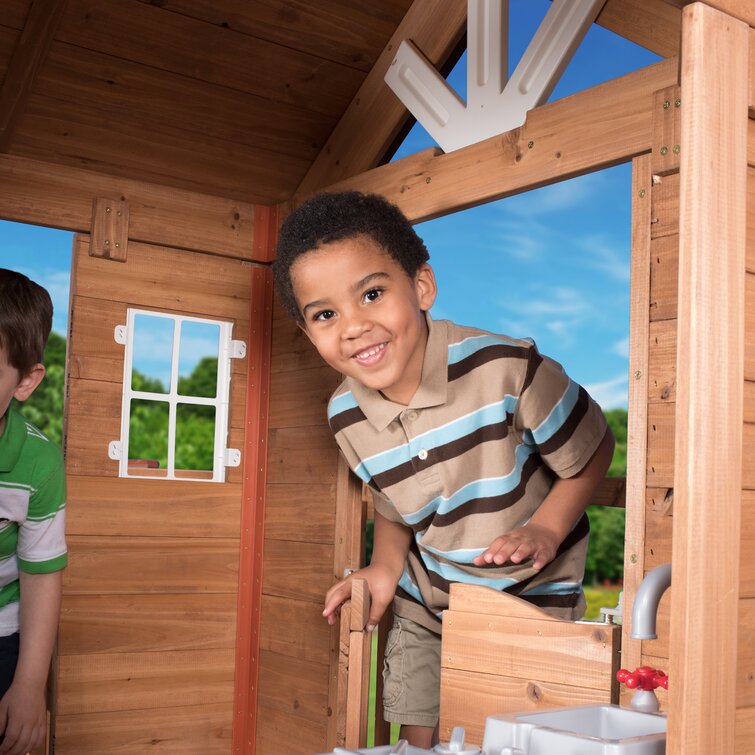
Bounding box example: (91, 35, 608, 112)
(631, 563, 672, 640)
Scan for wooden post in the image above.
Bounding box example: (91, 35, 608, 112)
(670, 4, 748, 754)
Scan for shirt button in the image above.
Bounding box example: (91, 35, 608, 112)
(418, 448, 428, 461)
(407, 410, 418, 422)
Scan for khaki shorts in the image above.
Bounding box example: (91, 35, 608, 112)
(382, 616, 441, 728)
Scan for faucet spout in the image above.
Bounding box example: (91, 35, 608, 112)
(631, 563, 672, 640)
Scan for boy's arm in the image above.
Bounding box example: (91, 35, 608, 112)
(323, 511, 412, 631)
(0, 570, 62, 755)
(473, 427, 615, 570)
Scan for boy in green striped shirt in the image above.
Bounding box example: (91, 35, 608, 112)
(0, 269, 67, 755)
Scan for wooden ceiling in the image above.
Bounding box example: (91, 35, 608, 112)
(0, 0, 691, 206)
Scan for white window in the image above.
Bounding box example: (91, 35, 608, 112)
(109, 309, 245, 482)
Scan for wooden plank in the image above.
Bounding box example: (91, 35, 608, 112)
(55, 702, 233, 753)
(74, 238, 251, 322)
(349, 579, 370, 632)
(749, 169, 755, 272)
(442, 611, 619, 689)
(59, 593, 237, 655)
(751, 29, 755, 116)
(66, 476, 241, 538)
(0, 0, 66, 151)
(649, 234, 679, 322)
(268, 365, 341, 429)
(650, 171, 680, 239)
(744, 422, 755, 489)
(264, 483, 336, 544)
(440, 666, 613, 748)
(16, 93, 309, 204)
(63, 535, 239, 594)
(57, 649, 234, 716)
(266, 426, 339, 485)
(334, 601, 352, 749)
(271, 306, 327, 374)
(746, 381, 755, 424)
(256, 650, 330, 725)
(0, 0, 30, 29)
(591, 476, 626, 508)
(345, 630, 371, 749)
(255, 703, 327, 755)
(595, 0, 682, 59)
(262, 539, 334, 604)
(670, 6, 748, 753)
(736, 706, 755, 755)
(316, 59, 679, 223)
(0, 153, 257, 260)
(746, 273, 755, 380)
(741, 491, 755, 598)
(738, 598, 755, 707)
(259, 594, 332, 666)
(651, 86, 682, 174)
(646, 401, 675, 488)
(448, 584, 562, 621)
(90, 196, 129, 261)
(645, 492, 673, 570)
(621, 154, 653, 693)
(648, 318, 676, 403)
(694, 0, 755, 26)
(294, 0, 466, 198)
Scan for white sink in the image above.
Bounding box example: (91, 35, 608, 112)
(481, 704, 666, 755)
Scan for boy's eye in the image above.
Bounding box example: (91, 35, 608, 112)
(363, 287, 383, 303)
(313, 309, 336, 322)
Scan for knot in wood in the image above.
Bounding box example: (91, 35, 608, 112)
(526, 682, 542, 702)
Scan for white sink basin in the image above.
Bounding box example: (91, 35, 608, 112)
(482, 704, 666, 754)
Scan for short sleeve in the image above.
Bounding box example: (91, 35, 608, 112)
(18, 457, 68, 573)
(514, 344, 608, 479)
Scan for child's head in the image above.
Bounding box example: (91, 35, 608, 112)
(0, 268, 53, 375)
(274, 191, 430, 325)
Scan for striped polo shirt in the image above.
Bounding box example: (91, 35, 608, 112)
(328, 315, 607, 633)
(0, 408, 67, 636)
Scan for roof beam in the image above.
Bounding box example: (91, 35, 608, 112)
(595, 0, 682, 57)
(292, 0, 466, 202)
(0, 0, 68, 153)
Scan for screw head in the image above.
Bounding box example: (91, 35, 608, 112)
(660, 146, 668, 156)
(638, 189, 646, 198)
(663, 100, 670, 109)
(425, 176, 431, 184)
(675, 98, 681, 108)
(527, 140, 534, 149)
(634, 370, 642, 379)
(673, 145, 680, 154)
(630, 554, 638, 564)
(105, 206, 111, 213)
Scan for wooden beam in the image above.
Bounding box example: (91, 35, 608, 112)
(690, 0, 755, 26)
(317, 58, 677, 222)
(669, 4, 748, 754)
(293, 0, 466, 200)
(0, 0, 67, 152)
(595, 0, 682, 58)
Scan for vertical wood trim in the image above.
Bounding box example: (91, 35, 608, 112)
(670, 5, 748, 753)
(251, 205, 278, 264)
(621, 153, 653, 699)
(233, 262, 274, 754)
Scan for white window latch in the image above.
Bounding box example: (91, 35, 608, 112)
(224, 448, 241, 467)
(108, 441, 123, 460)
(230, 340, 246, 359)
(114, 325, 127, 345)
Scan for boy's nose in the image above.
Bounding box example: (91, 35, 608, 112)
(341, 311, 372, 338)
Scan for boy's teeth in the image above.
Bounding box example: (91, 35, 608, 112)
(355, 343, 385, 359)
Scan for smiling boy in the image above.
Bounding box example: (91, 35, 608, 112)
(274, 191, 613, 748)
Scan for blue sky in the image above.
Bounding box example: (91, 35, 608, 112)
(0, 0, 659, 408)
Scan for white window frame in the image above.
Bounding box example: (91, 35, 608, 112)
(110, 308, 244, 482)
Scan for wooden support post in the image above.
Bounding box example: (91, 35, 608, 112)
(670, 4, 748, 754)
(344, 580, 372, 750)
(90, 198, 130, 262)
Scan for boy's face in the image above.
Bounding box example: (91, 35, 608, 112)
(0, 347, 45, 434)
(291, 235, 437, 405)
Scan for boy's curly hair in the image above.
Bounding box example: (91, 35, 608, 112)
(273, 191, 429, 323)
(0, 269, 53, 375)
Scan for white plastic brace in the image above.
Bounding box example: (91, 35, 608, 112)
(114, 324, 127, 345)
(384, 0, 607, 153)
(224, 448, 241, 467)
(108, 441, 123, 460)
(229, 340, 246, 359)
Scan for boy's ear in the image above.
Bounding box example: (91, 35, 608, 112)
(415, 263, 437, 311)
(14, 363, 45, 402)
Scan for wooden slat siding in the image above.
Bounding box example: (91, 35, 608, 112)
(63, 536, 239, 594)
(744, 422, 755, 489)
(749, 168, 755, 270)
(750, 29, 755, 115)
(742, 491, 755, 598)
(0, 26, 19, 80)
(739, 599, 755, 706)
(651, 86, 682, 175)
(294, 0, 466, 199)
(39, 41, 333, 162)
(57, 649, 235, 716)
(0, 154, 257, 260)
(650, 172, 680, 239)
(649, 234, 680, 321)
(746, 381, 755, 424)
(254, 707, 327, 755)
(267, 365, 341, 428)
(595, 0, 682, 58)
(0, 0, 66, 152)
(259, 594, 332, 666)
(671, 6, 748, 754)
(620, 154, 654, 700)
(318, 58, 678, 222)
(55, 703, 233, 753)
(441, 667, 611, 745)
(737, 705, 755, 754)
(646, 401, 675, 488)
(266, 425, 338, 485)
(15, 95, 309, 204)
(262, 540, 334, 604)
(747, 272, 755, 379)
(264, 483, 336, 543)
(648, 318, 676, 403)
(59, 594, 237, 655)
(133, 0, 412, 73)
(0, 0, 30, 30)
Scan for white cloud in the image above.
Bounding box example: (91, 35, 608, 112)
(577, 235, 630, 282)
(612, 336, 630, 358)
(584, 373, 628, 410)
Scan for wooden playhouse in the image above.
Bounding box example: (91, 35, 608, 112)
(0, 0, 752, 752)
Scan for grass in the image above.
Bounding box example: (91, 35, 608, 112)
(365, 586, 622, 745)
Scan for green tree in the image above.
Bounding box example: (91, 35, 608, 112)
(12, 331, 66, 445)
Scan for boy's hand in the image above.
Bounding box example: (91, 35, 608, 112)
(0, 679, 46, 755)
(323, 562, 400, 632)
(472, 523, 560, 571)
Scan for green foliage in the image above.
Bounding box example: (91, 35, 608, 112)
(583, 586, 622, 622)
(604, 408, 628, 478)
(178, 356, 218, 398)
(12, 332, 66, 445)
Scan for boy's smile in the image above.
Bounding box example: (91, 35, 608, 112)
(291, 235, 437, 405)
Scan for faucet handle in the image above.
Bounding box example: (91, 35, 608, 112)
(617, 666, 668, 691)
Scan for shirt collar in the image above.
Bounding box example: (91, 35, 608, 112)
(0, 408, 26, 473)
(347, 312, 449, 432)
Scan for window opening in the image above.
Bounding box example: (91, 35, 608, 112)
(113, 309, 244, 482)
